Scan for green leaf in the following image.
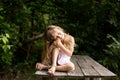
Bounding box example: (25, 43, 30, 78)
(5, 33, 10, 38)
(2, 36, 8, 44)
(2, 45, 7, 53)
(0, 15, 3, 20)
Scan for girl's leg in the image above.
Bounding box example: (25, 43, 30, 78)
(56, 62, 75, 71)
(48, 48, 59, 75)
(36, 61, 75, 71)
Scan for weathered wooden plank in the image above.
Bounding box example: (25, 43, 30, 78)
(85, 78, 101, 80)
(76, 55, 100, 77)
(35, 70, 67, 77)
(82, 56, 116, 77)
(35, 55, 116, 79)
(67, 55, 84, 77)
(35, 70, 48, 76)
(53, 71, 67, 77)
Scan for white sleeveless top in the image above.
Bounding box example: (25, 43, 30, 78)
(57, 51, 71, 65)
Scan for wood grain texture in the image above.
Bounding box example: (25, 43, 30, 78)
(35, 55, 116, 79)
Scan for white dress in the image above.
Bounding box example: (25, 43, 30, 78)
(57, 51, 71, 65)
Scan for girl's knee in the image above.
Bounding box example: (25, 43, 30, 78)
(67, 62, 75, 71)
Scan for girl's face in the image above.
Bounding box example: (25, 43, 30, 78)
(52, 28, 64, 40)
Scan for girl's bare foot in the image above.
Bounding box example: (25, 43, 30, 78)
(36, 63, 45, 70)
(48, 66, 56, 75)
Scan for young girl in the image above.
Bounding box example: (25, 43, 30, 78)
(36, 25, 75, 75)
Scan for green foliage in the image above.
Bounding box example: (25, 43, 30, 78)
(0, 33, 13, 67)
(0, 0, 120, 79)
(102, 34, 120, 72)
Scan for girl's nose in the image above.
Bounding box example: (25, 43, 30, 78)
(57, 34, 62, 39)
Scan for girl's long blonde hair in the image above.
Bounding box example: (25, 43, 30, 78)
(42, 25, 75, 65)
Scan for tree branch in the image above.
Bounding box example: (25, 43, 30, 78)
(23, 33, 44, 44)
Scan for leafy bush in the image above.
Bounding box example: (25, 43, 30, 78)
(0, 33, 13, 69)
(0, 1, 120, 80)
(102, 34, 120, 73)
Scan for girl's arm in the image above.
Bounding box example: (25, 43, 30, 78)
(54, 36, 75, 57)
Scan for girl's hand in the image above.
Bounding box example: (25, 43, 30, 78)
(53, 38, 62, 48)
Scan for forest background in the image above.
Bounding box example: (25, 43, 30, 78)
(0, 0, 120, 80)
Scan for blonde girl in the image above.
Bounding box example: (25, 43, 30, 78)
(36, 25, 75, 75)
